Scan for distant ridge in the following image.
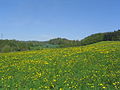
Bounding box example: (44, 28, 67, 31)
(0, 30, 120, 53)
(80, 30, 120, 45)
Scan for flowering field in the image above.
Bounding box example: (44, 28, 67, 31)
(0, 41, 120, 90)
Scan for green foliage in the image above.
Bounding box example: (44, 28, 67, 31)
(1, 45, 11, 53)
(80, 33, 104, 45)
(1, 30, 120, 53)
(80, 30, 120, 46)
(104, 30, 120, 41)
(48, 30, 120, 47)
(49, 38, 69, 45)
(49, 38, 81, 47)
(0, 40, 48, 53)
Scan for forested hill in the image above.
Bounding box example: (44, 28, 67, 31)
(0, 40, 50, 53)
(80, 30, 120, 45)
(0, 30, 120, 53)
(0, 39, 80, 53)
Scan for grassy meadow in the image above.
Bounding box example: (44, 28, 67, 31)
(0, 41, 120, 90)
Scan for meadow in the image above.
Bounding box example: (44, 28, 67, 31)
(0, 41, 120, 90)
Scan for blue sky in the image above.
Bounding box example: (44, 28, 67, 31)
(0, 0, 120, 41)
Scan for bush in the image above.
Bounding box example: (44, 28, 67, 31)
(1, 45, 11, 53)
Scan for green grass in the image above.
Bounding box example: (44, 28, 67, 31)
(0, 41, 120, 90)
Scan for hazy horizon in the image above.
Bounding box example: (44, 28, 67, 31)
(0, 0, 120, 41)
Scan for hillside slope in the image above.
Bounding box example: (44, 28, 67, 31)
(0, 41, 120, 89)
(80, 30, 120, 45)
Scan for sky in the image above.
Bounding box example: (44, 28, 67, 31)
(0, 0, 120, 41)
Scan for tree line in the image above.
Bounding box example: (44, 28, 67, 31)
(80, 30, 120, 45)
(0, 30, 120, 53)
